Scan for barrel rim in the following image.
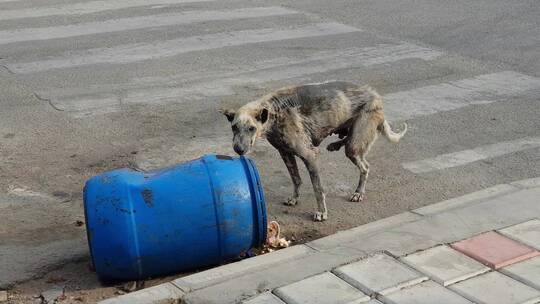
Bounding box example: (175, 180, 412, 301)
(239, 156, 268, 247)
(202, 154, 267, 249)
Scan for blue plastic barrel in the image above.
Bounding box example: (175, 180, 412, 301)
(83, 154, 266, 281)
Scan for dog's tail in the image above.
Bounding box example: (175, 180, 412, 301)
(380, 120, 407, 143)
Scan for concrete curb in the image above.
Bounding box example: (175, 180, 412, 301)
(172, 245, 315, 292)
(510, 177, 540, 189)
(99, 283, 185, 304)
(98, 177, 540, 304)
(307, 212, 422, 251)
(412, 183, 520, 216)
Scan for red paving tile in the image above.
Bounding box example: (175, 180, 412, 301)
(451, 231, 540, 269)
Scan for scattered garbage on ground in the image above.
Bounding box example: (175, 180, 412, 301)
(262, 221, 291, 252)
(240, 220, 293, 258)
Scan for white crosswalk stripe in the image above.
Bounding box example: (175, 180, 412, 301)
(0, 0, 216, 21)
(7, 22, 360, 74)
(403, 136, 540, 173)
(0, 7, 298, 45)
(383, 71, 540, 121)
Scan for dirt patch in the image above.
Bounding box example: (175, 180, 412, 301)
(4, 259, 185, 304)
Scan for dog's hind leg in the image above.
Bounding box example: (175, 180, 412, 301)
(345, 114, 379, 202)
(279, 150, 302, 206)
(346, 153, 370, 202)
(297, 148, 327, 221)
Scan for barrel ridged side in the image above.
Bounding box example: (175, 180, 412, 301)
(201, 156, 224, 261)
(241, 156, 267, 248)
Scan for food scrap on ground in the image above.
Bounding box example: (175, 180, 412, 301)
(266, 221, 291, 250)
(242, 221, 292, 257)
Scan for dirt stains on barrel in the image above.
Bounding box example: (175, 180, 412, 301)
(141, 189, 153, 207)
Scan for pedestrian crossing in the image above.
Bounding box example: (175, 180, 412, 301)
(0, 0, 216, 21)
(7, 22, 360, 73)
(1, 0, 539, 176)
(41, 43, 443, 115)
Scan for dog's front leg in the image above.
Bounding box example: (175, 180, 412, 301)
(299, 151, 328, 222)
(278, 150, 302, 206)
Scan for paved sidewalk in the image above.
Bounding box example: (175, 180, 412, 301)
(101, 177, 540, 304)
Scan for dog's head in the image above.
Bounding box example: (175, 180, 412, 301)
(219, 106, 269, 155)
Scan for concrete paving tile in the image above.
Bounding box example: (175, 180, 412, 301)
(345, 225, 440, 257)
(274, 272, 370, 304)
(243, 292, 285, 304)
(400, 245, 490, 286)
(450, 271, 540, 304)
(499, 219, 540, 250)
(500, 256, 540, 290)
(379, 280, 472, 304)
(451, 231, 539, 269)
(334, 253, 427, 296)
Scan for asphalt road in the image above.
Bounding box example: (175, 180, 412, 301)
(0, 0, 539, 289)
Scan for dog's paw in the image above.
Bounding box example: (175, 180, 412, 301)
(326, 142, 342, 152)
(349, 192, 366, 202)
(283, 197, 298, 206)
(313, 211, 328, 222)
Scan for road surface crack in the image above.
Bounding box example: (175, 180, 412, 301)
(33, 92, 65, 112)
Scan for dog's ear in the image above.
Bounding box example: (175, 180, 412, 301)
(256, 108, 269, 124)
(219, 108, 236, 122)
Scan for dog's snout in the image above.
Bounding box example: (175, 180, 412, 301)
(233, 144, 246, 155)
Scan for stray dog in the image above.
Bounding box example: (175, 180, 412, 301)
(220, 81, 407, 221)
